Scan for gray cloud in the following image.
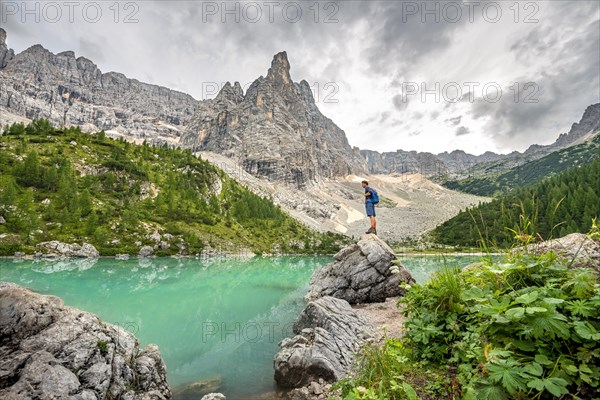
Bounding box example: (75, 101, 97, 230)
(1, 0, 598, 154)
(455, 126, 470, 136)
(392, 94, 409, 111)
(471, 14, 600, 150)
(446, 116, 462, 126)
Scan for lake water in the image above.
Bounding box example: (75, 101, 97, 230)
(0, 254, 484, 399)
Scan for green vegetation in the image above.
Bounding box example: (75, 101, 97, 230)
(333, 252, 600, 400)
(431, 159, 600, 247)
(0, 120, 348, 256)
(443, 134, 600, 197)
(97, 340, 108, 355)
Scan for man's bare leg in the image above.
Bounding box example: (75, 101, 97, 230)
(370, 216, 376, 230)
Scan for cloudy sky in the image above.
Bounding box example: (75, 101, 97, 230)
(2, 0, 599, 154)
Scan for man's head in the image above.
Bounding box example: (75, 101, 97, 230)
(361, 180, 368, 188)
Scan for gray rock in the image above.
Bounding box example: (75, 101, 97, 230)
(307, 234, 414, 304)
(14, 251, 25, 258)
(0, 215, 6, 224)
(200, 394, 226, 400)
(0, 282, 171, 399)
(148, 232, 162, 243)
(115, 254, 130, 260)
(0, 28, 15, 68)
(274, 296, 373, 388)
(37, 241, 99, 258)
(173, 377, 223, 399)
(139, 246, 154, 257)
(516, 233, 600, 272)
(180, 52, 366, 188)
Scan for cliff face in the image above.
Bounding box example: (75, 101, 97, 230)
(0, 28, 197, 145)
(180, 51, 366, 188)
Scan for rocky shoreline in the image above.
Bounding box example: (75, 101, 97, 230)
(0, 282, 171, 400)
(272, 234, 414, 399)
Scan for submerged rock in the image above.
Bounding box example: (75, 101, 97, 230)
(274, 296, 373, 388)
(517, 233, 600, 272)
(37, 241, 99, 258)
(307, 234, 414, 304)
(173, 377, 222, 399)
(0, 282, 171, 399)
(200, 394, 226, 400)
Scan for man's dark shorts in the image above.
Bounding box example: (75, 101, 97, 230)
(366, 202, 376, 217)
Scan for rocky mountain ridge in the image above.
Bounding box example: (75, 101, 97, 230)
(180, 51, 366, 188)
(0, 28, 197, 146)
(362, 103, 600, 179)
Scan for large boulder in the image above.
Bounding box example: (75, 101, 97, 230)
(306, 234, 414, 304)
(517, 233, 600, 272)
(37, 241, 99, 258)
(274, 296, 373, 388)
(0, 282, 171, 399)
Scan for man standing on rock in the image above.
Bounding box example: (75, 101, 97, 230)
(362, 180, 377, 235)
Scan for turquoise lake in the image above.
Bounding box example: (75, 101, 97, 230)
(0, 254, 485, 399)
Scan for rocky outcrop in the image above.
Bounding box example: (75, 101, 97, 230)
(517, 233, 600, 272)
(180, 51, 365, 188)
(139, 246, 155, 258)
(36, 241, 99, 258)
(0, 28, 15, 69)
(307, 234, 414, 304)
(0, 282, 171, 399)
(0, 29, 196, 145)
(274, 296, 373, 388)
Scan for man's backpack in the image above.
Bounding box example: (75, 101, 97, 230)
(369, 188, 380, 204)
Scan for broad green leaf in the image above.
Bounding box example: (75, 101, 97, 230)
(487, 361, 527, 395)
(402, 382, 420, 400)
(543, 377, 569, 397)
(515, 291, 538, 304)
(527, 378, 545, 391)
(474, 382, 508, 400)
(579, 364, 593, 374)
(543, 297, 565, 304)
(534, 354, 552, 365)
(461, 287, 486, 301)
(526, 306, 547, 314)
(505, 307, 525, 319)
(574, 321, 600, 340)
(530, 312, 570, 339)
(523, 362, 543, 376)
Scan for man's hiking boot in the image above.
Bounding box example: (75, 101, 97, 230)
(365, 227, 377, 235)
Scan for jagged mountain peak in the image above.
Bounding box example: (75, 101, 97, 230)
(0, 28, 7, 44)
(266, 51, 292, 87)
(181, 51, 365, 188)
(215, 81, 244, 104)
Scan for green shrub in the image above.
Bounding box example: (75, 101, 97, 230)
(400, 254, 600, 399)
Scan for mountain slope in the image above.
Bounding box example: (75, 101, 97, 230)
(0, 28, 197, 145)
(0, 120, 346, 256)
(443, 132, 600, 196)
(180, 52, 366, 188)
(431, 158, 600, 247)
(363, 103, 600, 180)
